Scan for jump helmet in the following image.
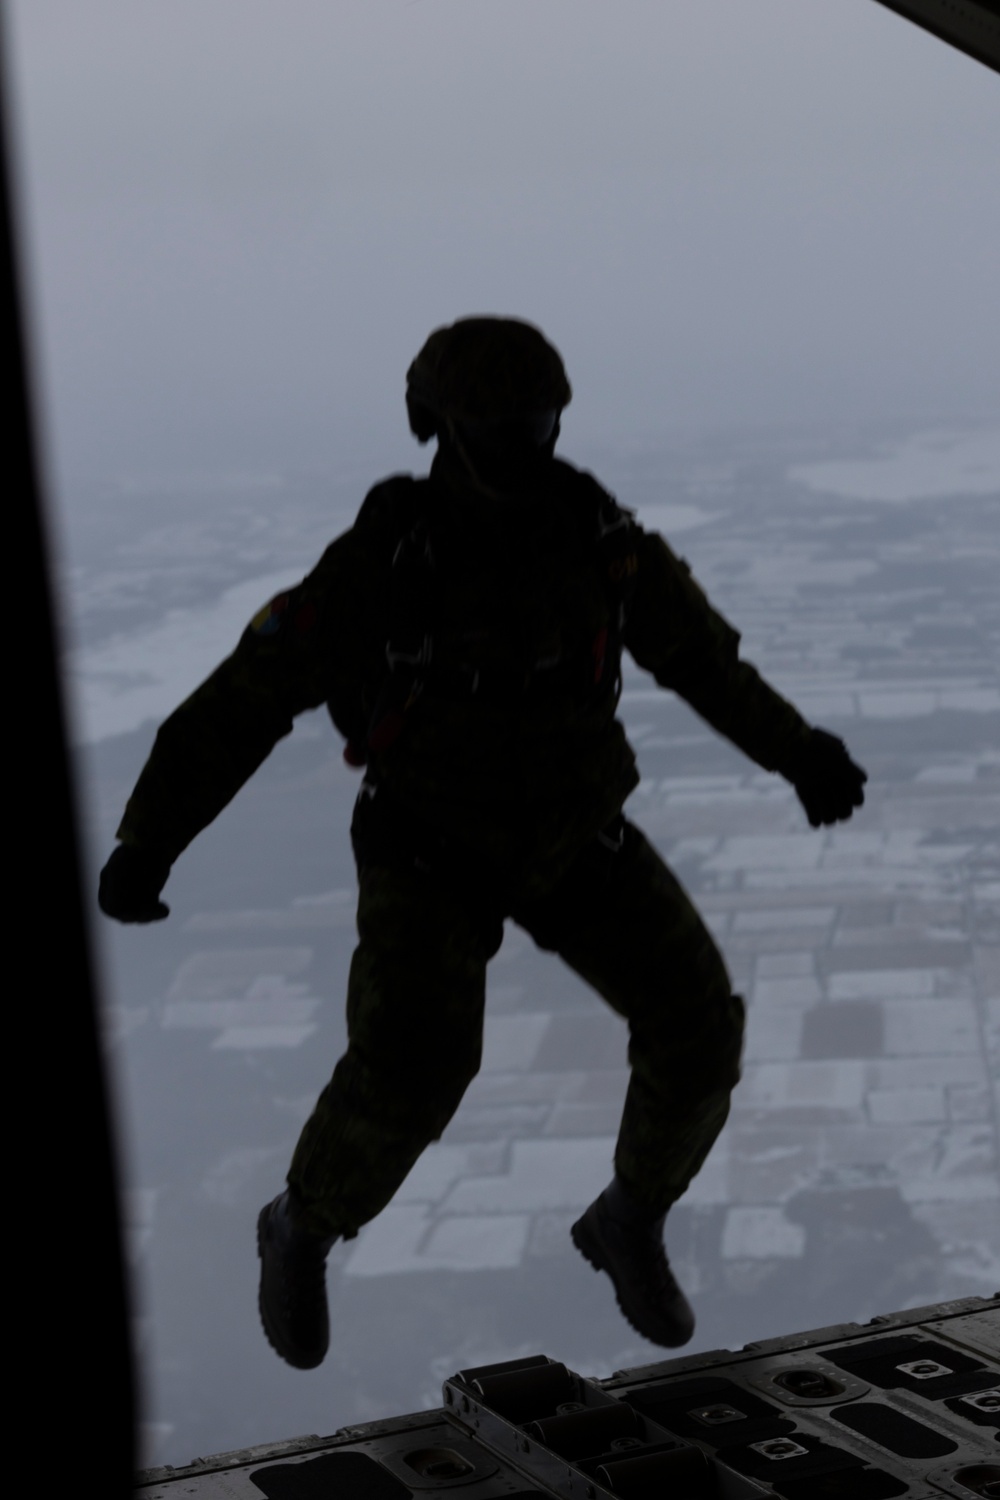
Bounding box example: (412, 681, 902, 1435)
(405, 317, 571, 488)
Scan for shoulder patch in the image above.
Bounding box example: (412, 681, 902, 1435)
(250, 593, 290, 636)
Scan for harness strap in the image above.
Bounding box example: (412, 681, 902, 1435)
(365, 499, 435, 755)
(364, 474, 637, 755)
(592, 491, 638, 685)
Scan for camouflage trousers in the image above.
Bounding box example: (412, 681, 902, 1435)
(287, 819, 745, 1238)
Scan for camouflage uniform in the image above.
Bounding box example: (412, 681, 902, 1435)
(118, 451, 812, 1239)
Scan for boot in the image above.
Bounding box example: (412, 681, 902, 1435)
(571, 1177, 695, 1348)
(257, 1189, 337, 1369)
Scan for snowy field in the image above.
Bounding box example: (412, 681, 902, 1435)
(66, 426, 999, 1467)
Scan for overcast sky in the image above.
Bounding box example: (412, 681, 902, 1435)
(8, 1, 1000, 496)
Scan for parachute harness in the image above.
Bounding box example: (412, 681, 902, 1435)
(356, 478, 638, 764)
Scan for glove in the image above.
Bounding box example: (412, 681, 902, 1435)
(98, 844, 172, 923)
(789, 728, 867, 828)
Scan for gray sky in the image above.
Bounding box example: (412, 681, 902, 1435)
(8, 0, 1000, 494)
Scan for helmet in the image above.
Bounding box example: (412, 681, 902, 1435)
(406, 316, 572, 442)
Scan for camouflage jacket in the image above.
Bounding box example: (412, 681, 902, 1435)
(117, 455, 813, 876)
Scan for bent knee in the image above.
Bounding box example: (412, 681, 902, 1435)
(680, 986, 745, 1091)
(631, 984, 745, 1101)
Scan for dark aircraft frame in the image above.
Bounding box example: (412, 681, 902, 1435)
(874, 0, 1000, 71)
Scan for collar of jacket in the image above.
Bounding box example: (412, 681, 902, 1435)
(429, 443, 556, 521)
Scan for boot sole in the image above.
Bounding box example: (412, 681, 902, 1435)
(570, 1207, 695, 1349)
(257, 1202, 327, 1370)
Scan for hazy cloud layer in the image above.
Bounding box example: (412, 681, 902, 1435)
(790, 429, 1000, 501)
(9, 0, 1000, 493)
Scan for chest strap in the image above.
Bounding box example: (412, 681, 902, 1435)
(363, 481, 637, 758)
